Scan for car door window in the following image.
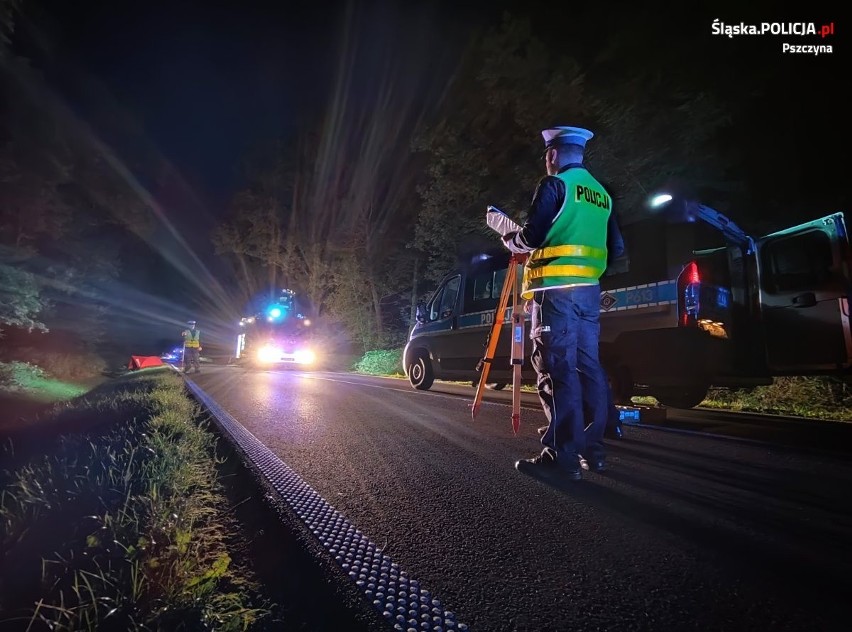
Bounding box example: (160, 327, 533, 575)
(438, 276, 461, 319)
(764, 230, 834, 293)
(428, 288, 444, 321)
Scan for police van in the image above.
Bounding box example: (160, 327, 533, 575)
(403, 211, 851, 408)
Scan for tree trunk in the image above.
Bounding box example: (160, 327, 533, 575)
(409, 257, 419, 323)
(370, 276, 383, 345)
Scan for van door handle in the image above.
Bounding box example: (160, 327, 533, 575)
(791, 292, 817, 308)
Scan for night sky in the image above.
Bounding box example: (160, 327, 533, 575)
(6, 0, 849, 350)
(16, 0, 849, 217)
(16, 0, 487, 208)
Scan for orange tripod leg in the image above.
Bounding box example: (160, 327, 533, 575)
(471, 260, 516, 420)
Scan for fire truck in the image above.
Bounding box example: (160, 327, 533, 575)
(404, 197, 851, 408)
(234, 289, 320, 368)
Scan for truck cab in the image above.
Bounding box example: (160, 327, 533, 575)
(404, 211, 851, 408)
(234, 289, 320, 368)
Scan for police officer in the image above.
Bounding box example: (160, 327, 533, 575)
(536, 192, 626, 442)
(502, 126, 613, 480)
(182, 320, 202, 373)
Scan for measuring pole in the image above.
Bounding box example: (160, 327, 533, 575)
(510, 269, 524, 434)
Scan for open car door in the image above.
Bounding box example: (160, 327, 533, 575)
(756, 212, 852, 373)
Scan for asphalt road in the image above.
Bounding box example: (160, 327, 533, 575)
(190, 366, 852, 632)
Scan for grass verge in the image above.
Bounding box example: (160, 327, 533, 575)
(0, 370, 271, 631)
(353, 349, 851, 421)
(352, 349, 404, 377)
(701, 377, 851, 420)
(0, 361, 90, 403)
(632, 377, 851, 420)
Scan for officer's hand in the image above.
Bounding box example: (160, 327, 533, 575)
(524, 300, 532, 314)
(502, 232, 529, 254)
(501, 231, 519, 252)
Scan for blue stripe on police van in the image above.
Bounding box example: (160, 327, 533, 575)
(418, 320, 455, 333)
(457, 308, 517, 330)
(601, 279, 677, 313)
(453, 279, 679, 328)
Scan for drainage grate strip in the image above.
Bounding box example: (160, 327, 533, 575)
(185, 378, 470, 632)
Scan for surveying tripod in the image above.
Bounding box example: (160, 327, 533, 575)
(471, 252, 528, 433)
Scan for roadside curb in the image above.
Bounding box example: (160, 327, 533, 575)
(181, 375, 471, 632)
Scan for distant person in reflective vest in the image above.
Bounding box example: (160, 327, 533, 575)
(182, 320, 201, 374)
(501, 125, 613, 481)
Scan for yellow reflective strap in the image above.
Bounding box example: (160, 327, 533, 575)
(524, 264, 603, 281)
(529, 244, 606, 262)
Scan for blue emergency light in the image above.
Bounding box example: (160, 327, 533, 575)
(266, 302, 291, 322)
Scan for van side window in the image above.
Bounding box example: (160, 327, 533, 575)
(491, 267, 522, 296)
(465, 265, 523, 313)
(467, 270, 498, 313)
(493, 268, 506, 297)
(764, 230, 834, 293)
(473, 274, 494, 300)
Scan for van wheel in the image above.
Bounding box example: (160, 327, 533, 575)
(486, 382, 507, 391)
(654, 385, 709, 409)
(408, 352, 434, 390)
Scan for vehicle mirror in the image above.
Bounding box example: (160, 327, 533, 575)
(415, 303, 426, 324)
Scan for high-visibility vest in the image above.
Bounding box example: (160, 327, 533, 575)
(521, 166, 611, 299)
(183, 329, 201, 348)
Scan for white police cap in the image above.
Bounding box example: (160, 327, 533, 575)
(541, 126, 594, 150)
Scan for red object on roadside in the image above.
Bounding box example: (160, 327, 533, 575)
(127, 356, 165, 370)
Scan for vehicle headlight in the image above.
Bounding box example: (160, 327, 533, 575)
(257, 345, 282, 363)
(293, 349, 316, 364)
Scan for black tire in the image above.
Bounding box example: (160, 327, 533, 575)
(485, 382, 507, 391)
(408, 352, 434, 390)
(654, 385, 709, 409)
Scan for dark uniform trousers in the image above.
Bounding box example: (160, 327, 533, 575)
(530, 284, 609, 466)
(184, 347, 200, 372)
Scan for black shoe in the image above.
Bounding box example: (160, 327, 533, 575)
(516, 454, 582, 481)
(605, 425, 623, 440)
(580, 456, 607, 472)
